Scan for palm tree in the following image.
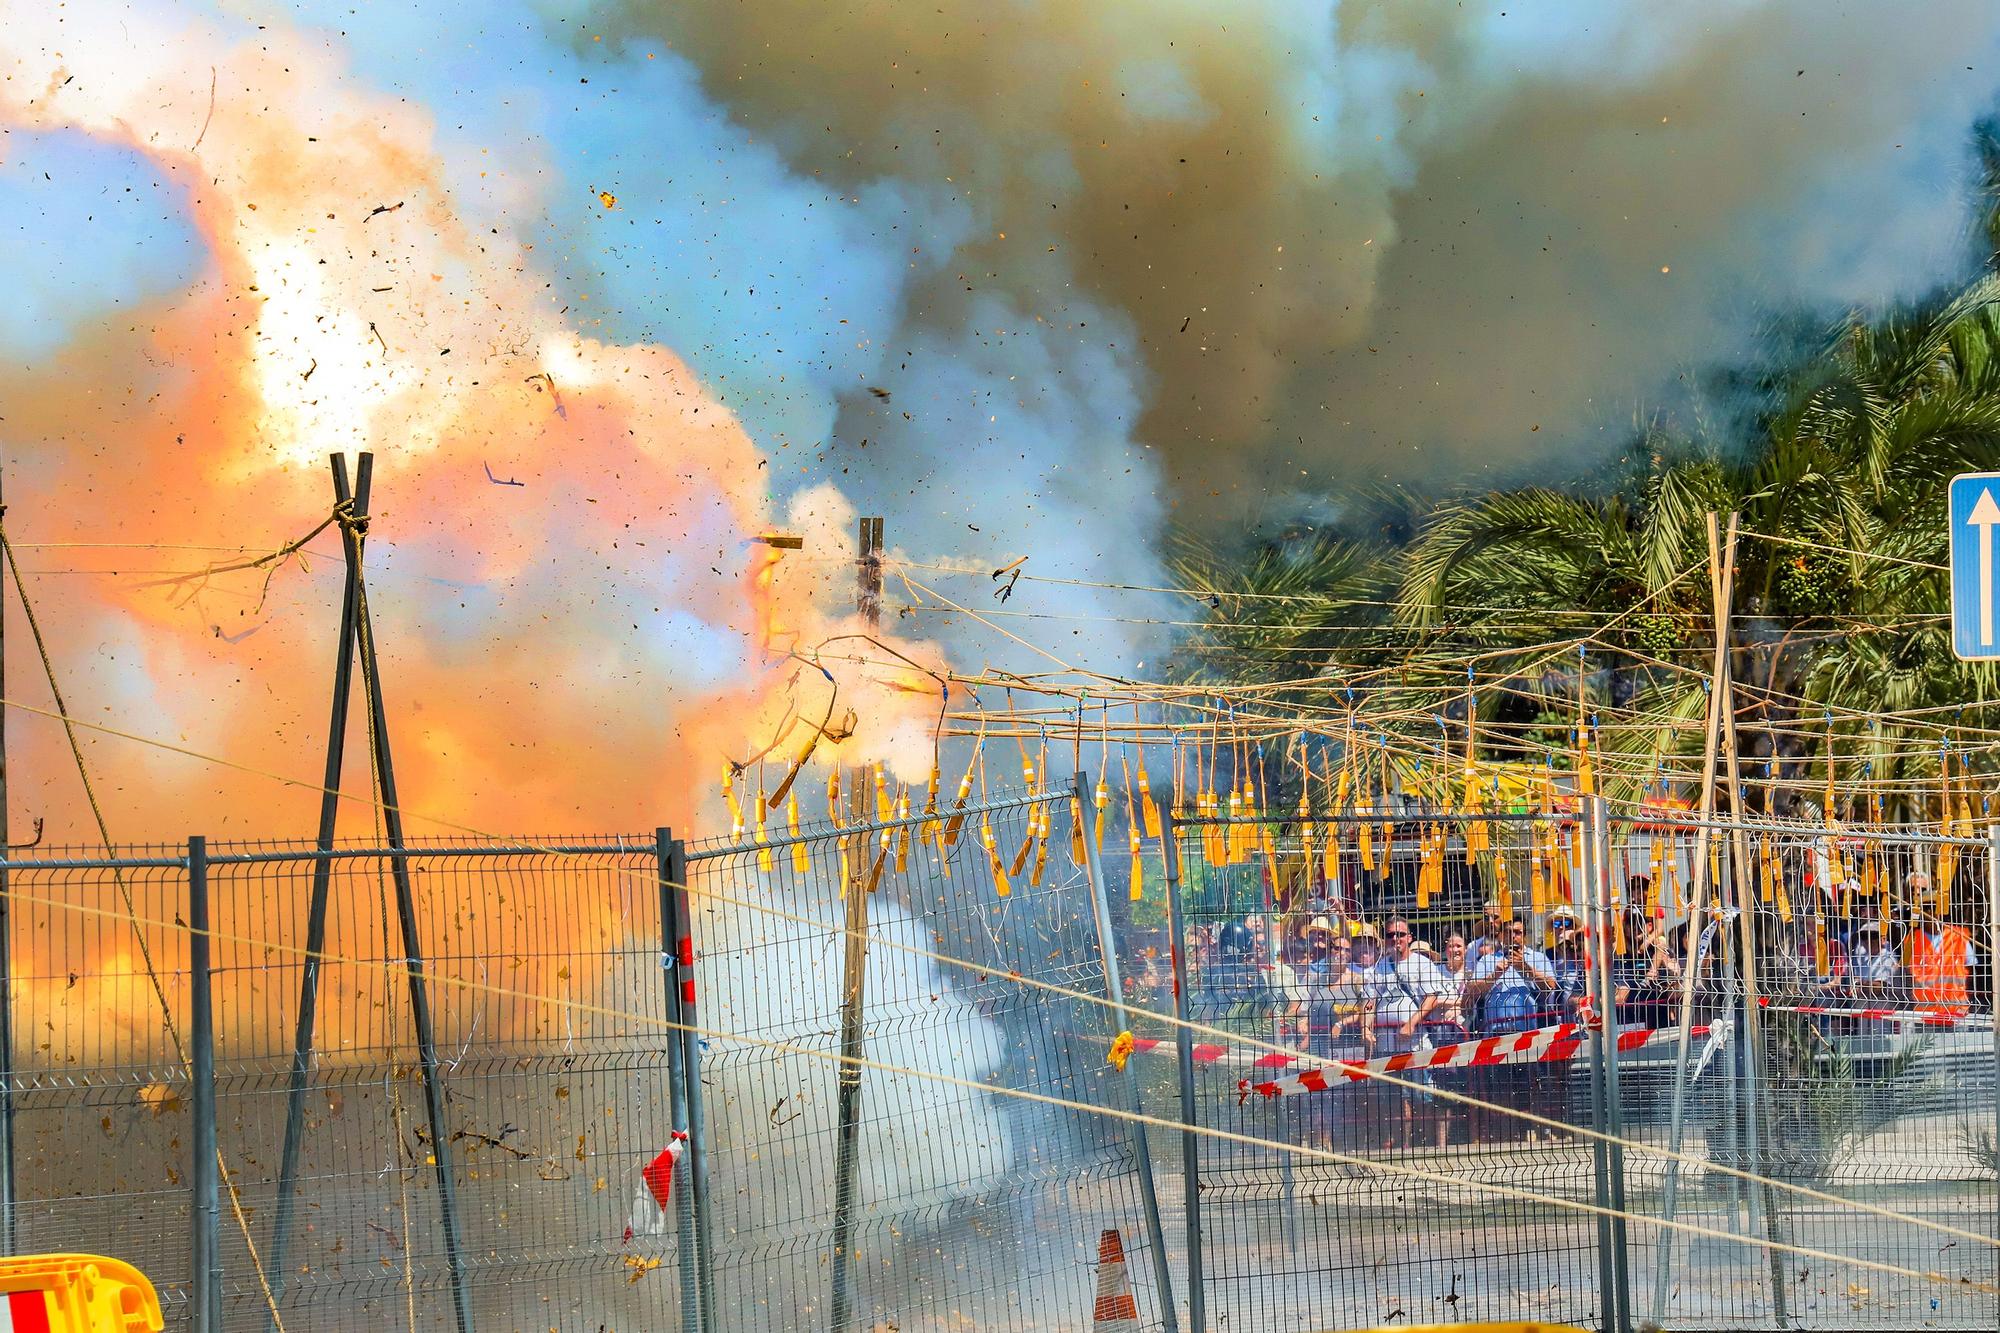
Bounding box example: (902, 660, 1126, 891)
(1392, 276, 2000, 814)
(1165, 527, 1396, 694)
(1171, 272, 2000, 816)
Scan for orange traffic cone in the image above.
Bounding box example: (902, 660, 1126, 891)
(1092, 1229, 1141, 1331)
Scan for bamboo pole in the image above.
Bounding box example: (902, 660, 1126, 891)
(1649, 511, 1733, 1324)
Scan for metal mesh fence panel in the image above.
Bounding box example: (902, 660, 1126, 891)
(1166, 813, 1606, 1332)
(5, 803, 1996, 1331)
(6, 849, 196, 1323)
(1615, 817, 2000, 1332)
(199, 838, 680, 1332)
(684, 786, 1171, 1331)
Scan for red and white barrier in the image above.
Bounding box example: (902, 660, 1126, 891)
(1119, 1035, 1308, 1071)
(1118, 1009, 1579, 1072)
(1236, 1022, 1712, 1102)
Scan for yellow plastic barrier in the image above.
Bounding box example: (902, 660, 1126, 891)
(0, 1254, 162, 1332)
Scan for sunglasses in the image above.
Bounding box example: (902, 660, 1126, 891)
(1386, 930, 1411, 938)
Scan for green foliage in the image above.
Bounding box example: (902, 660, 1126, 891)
(1168, 267, 2000, 812)
(1763, 1013, 1936, 1185)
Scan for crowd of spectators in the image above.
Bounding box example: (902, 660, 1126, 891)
(1175, 866, 1982, 1152)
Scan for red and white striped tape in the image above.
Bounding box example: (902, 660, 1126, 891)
(0, 1290, 51, 1333)
(1755, 998, 1992, 1028)
(1235, 1022, 1711, 1102)
(1119, 1010, 1575, 1072)
(1120, 1036, 1309, 1071)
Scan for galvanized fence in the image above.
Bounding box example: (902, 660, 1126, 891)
(1156, 801, 2000, 1332)
(0, 781, 1179, 1332)
(681, 779, 1172, 1331)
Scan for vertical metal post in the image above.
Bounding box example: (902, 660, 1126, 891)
(1158, 815, 1206, 1333)
(1073, 773, 1180, 1333)
(0, 467, 15, 1257)
(1588, 798, 1632, 1332)
(188, 837, 221, 1332)
(267, 455, 368, 1317)
(1734, 826, 1789, 1328)
(1580, 803, 1621, 1333)
(667, 838, 716, 1325)
(657, 829, 701, 1331)
(830, 515, 882, 1332)
(348, 454, 474, 1333)
(828, 801, 870, 1332)
(1986, 826, 1999, 1303)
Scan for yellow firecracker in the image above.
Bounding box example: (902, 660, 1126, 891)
(865, 827, 890, 895)
(1530, 830, 1548, 917)
(788, 791, 809, 875)
(923, 763, 941, 844)
(1139, 765, 1163, 839)
(1094, 776, 1111, 852)
(724, 765, 744, 840)
(1009, 814, 1034, 878)
(895, 792, 911, 874)
(942, 750, 977, 849)
(755, 781, 773, 875)
(1648, 836, 1666, 912)
(983, 816, 1011, 897)
(1416, 824, 1439, 910)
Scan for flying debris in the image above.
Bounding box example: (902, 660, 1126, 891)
(991, 555, 1027, 603)
(483, 462, 526, 487)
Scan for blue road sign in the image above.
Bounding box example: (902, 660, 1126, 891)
(1949, 471, 2000, 660)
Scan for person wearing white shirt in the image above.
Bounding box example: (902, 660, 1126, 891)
(1369, 917, 1447, 1149)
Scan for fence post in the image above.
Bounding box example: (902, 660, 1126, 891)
(667, 838, 716, 1324)
(1732, 827, 1788, 1327)
(656, 829, 702, 1332)
(1987, 825, 1999, 1302)
(1158, 814, 1205, 1333)
(1588, 798, 1632, 1332)
(0, 467, 11, 1258)
(1579, 802, 1622, 1333)
(188, 836, 221, 1332)
(1073, 773, 1180, 1333)
(828, 766, 872, 1332)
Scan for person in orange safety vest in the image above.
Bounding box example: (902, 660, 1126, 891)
(1903, 871, 1976, 1014)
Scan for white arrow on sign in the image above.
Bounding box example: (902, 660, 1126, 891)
(1971, 488, 2000, 646)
